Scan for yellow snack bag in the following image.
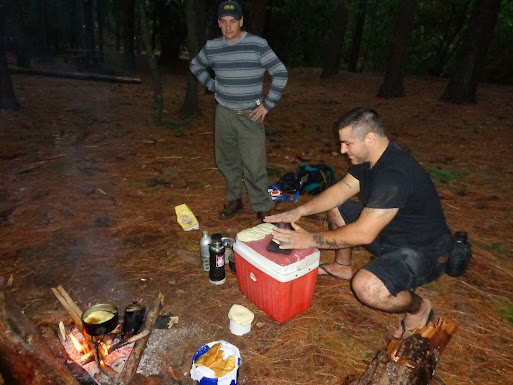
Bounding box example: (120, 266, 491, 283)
(175, 204, 199, 231)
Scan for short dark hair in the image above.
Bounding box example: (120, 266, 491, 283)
(337, 107, 385, 139)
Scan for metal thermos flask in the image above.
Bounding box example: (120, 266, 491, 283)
(209, 233, 226, 285)
(122, 301, 146, 338)
(200, 231, 211, 271)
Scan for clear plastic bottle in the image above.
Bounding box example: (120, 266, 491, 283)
(200, 231, 211, 271)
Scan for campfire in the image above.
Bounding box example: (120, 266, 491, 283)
(50, 285, 164, 384)
(62, 324, 140, 379)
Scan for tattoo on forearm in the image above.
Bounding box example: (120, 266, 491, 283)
(313, 234, 351, 249)
(343, 181, 352, 189)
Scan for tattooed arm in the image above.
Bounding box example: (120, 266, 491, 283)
(272, 207, 399, 250)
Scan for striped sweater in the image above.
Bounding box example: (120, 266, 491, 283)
(190, 32, 288, 111)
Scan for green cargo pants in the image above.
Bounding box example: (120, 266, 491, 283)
(215, 104, 274, 212)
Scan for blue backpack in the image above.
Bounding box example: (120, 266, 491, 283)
(296, 164, 336, 195)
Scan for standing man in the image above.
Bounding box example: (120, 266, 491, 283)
(190, 0, 288, 221)
(265, 107, 453, 338)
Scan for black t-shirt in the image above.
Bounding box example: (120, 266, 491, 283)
(349, 142, 451, 255)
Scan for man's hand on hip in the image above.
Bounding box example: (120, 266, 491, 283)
(250, 105, 268, 122)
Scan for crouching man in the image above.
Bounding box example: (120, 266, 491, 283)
(265, 107, 452, 337)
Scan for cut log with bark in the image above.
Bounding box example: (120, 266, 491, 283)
(345, 319, 458, 385)
(0, 291, 81, 385)
(9, 65, 141, 84)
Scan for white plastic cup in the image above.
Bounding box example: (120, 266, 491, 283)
(229, 319, 251, 336)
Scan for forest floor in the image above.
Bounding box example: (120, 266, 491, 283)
(1, 57, 513, 385)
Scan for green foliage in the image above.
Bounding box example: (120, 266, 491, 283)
(353, 0, 397, 72)
(408, 0, 472, 76)
(476, 242, 507, 254)
(426, 167, 469, 184)
(267, 0, 341, 67)
(492, 299, 513, 327)
(10, 0, 513, 82)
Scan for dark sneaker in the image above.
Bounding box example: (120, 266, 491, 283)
(256, 210, 271, 222)
(218, 199, 243, 219)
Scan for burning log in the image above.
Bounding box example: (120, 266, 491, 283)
(39, 326, 96, 385)
(51, 286, 83, 327)
(51, 287, 111, 362)
(345, 319, 458, 385)
(0, 291, 81, 385)
(51, 287, 101, 363)
(108, 330, 149, 354)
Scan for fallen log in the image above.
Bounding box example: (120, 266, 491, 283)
(346, 319, 458, 385)
(39, 325, 96, 385)
(0, 291, 80, 385)
(117, 292, 164, 385)
(9, 65, 141, 84)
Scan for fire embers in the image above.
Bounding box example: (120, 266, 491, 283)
(63, 327, 133, 376)
(62, 301, 147, 380)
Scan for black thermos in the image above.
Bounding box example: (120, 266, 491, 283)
(446, 231, 472, 277)
(122, 301, 146, 338)
(209, 233, 226, 285)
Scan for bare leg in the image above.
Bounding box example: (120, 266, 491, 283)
(351, 269, 433, 338)
(317, 208, 353, 280)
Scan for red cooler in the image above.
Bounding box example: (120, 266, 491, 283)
(233, 234, 320, 323)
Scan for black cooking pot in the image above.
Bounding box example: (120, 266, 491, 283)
(81, 303, 119, 336)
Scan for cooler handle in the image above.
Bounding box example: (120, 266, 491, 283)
(250, 272, 257, 282)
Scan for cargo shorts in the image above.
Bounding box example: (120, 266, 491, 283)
(338, 200, 449, 296)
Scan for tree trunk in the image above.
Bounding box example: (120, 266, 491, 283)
(157, 0, 186, 66)
(122, 0, 136, 72)
(244, 0, 268, 36)
(97, 0, 105, 63)
(377, 0, 418, 98)
(0, 5, 19, 110)
(179, 0, 203, 117)
(321, 0, 348, 78)
(9, 0, 31, 67)
(38, 0, 51, 60)
(83, 0, 96, 65)
(70, 0, 82, 49)
(9, 65, 141, 84)
(0, 292, 80, 385)
(428, 0, 472, 76)
(440, 0, 502, 103)
(138, 0, 163, 124)
(348, 0, 368, 72)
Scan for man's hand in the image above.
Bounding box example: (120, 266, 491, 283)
(271, 222, 313, 250)
(249, 104, 268, 122)
(263, 207, 304, 224)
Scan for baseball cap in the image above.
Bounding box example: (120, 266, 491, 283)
(218, 1, 242, 20)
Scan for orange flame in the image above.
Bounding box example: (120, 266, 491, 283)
(100, 341, 110, 356)
(69, 333, 84, 353)
(69, 333, 94, 362)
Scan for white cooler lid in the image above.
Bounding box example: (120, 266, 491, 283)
(234, 235, 320, 282)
